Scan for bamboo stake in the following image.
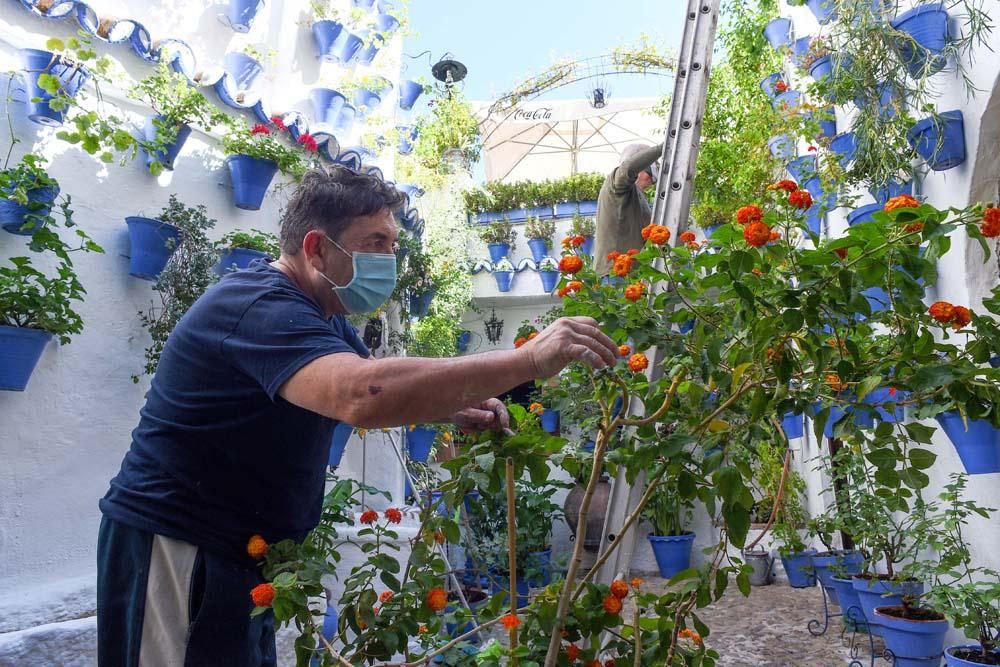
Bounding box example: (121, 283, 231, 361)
(505, 456, 520, 665)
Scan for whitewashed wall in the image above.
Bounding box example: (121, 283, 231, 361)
(0, 0, 409, 662)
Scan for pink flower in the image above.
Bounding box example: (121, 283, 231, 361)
(298, 133, 319, 152)
(270, 115, 287, 132)
(251, 123, 270, 136)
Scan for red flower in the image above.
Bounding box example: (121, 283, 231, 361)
(247, 534, 268, 560)
(951, 305, 972, 329)
(834, 247, 848, 259)
(384, 507, 402, 524)
(624, 282, 645, 302)
(775, 80, 788, 93)
(251, 123, 270, 136)
(607, 251, 622, 262)
(929, 301, 956, 324)
(628, 353, 648, 373)
(379, 590, 394, 603)
(679, 231, 696, 243)
(744, 221, 772, 247)
(903, 222, 924, 233)
(570, 235, 586, 248)
(769, 230, 781, 242)
(251, 583, 275, 607)
(360, 510, 379, 525)
(426, 587, 448, 612)
(559, 256, 584, 274)
(770, 179, 797, 193)
(626, 248, 640, 256)
(884, 194, 920, 212)
(610, 579, 629, 599)
(788, 189, 813, 209)
(982, 207, 1000, 237)
(888, 387, 898, 397)
(605, 661, 617, 667)
(618, 344, 631, 357)
(557, 287, 569, 298)
(807, 145, 817, 151)
(736, 204, 763, 225)
(514, 337, 527, 348)
(566, 644, 580, 662)
(500, 613, 521, 630)
(270, 115, 287, 131)
(603, 594, 623, 615)
(298, 133, 319, 152)
(566, 280, 583, 294)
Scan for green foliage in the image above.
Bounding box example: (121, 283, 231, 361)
(410, 90, 481, 175)
(524, 216, 555, 242)
(644, 469, 696, 537)
(221, 124, 306, 178)
(463, 173, 603, 214)
(410, 315, 459, 358)
(570, 213, 595, 237)
(0, 153, 58, 205)
(217, 228, 280, 257)
(478, 219, 517, 248)
(134, 195, 218, 381)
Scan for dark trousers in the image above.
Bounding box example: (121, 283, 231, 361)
(97, 516, 277, 666)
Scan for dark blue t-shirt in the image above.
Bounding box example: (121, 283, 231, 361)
(100, 261, 368, 560)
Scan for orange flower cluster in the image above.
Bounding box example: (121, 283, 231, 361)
(559, 256, 584, 274)
(769, 230, 781, 241)
(929, 301, 972, 329)
(628, 353, 648, 373)
(514, 337, 528, 348)
(631, 577, 643, 589)
(609, 579, 629, 599)
(251, 583, 275, 607)
(529, 402, 545, 415)
(379, 590, 394, 603)
(418, 624, 428, 634)
(645, 224, 671, 245)
(624, 282, 646, 302)
(385, 508, 402, 524)
(884, 194, 920, 212)
(611, 254, 636, 277)
(736, 204, 763, 225)
(903, 221, 924, 233)
(679, 628, 703, 644)
(246, 534, 268, 560)
(426, 587, 448, 612)
(566, 643, 580, 662)
(569, 235, 586, 247)
(679, 230, 697, 243)
(501, 613, 522, 630)
(618, 344, 631, 357)
(982, 207, 1000, 237)
(744, 221, 772, 247)
(360, 510, 379, 525)
(825, 373, 848, 392)
(768, 179, 798, 193)
(834, 247, 849, 260)
(788, 189, 813, 209)
(557, 280, 584, 298)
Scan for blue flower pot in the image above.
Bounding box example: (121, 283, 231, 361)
(760, 72, 786, 99)
(786, 155, 818, 184)
(353, 88, 382, 113)
(20, 48, 91, 126)
(945, 646, 1000, 666)
(527, 238, 549, 263)
(862, 286, 891, 313)
(803, 177, 837, 212)
(891, 3, 950, 78)
(540, 409, 559, 434)
(554, 202, 578, 218)
(409, 289, 434, 318)
(456, 331, 472, 352)
(0, 325, 52, 391)
(853, 578, 924, 636)
(806, 205, 825, 236)
(489, 573, 530, 609)
(830, 132, 858, 168)
(831, 576, 868, 631)
(848, 202, 883, 226)
(679, 319, 695, 334)
(526, 549, 552, 587)
(578, 200, 598, 216)
(352, 0, 375, 6)
(539, 269, 559, 293)
(580, 235, 595, 257)
(331, 30, 364, 64)
(397, 125, 416, 155)
(780, 549, 817, 588)
(142, 115, 191, 170)
(648, 532, 695, 579)
(791, 37, 812, 69)
(854, 83, 900, 119)
(223, 52, 262, 90)
(356, 35, 381, 67)
(817, 110, 838, 139)
(936, 411, 1000, 475)
(763, 17, 792, 49)
(809, 55, 834, 82)
(334, 104, 357, 135)
(125, 216, 180, 281)
(444, 592, 488, 639)
(312, 20, 345, 62)
(812, 551, 863, 602)
(0, 185, 58, 235)
(227, 155, 278, 210)
(874, 607, 948, 665)
(869, 179, 913, 203)
(228, 0, 265, 32)
(398, 79, 424, 111)
(328, 422, 353, 468)
(782, 412, 804, 439)
(807, 0, 839, 23)
(407, 426, 437, 463)
(217, 248, 269, 275)
(494, 271, 514, 292)
(310, 88, 346, 125)
(908, 110, 966, 171)
(487, 243, 510, 264)
(860, 387, 907, 423)
(424, 490, 449, 517)
(525, 205, 550, 219)
(768, 134, 796, 160)
(773, 90, 801, 113)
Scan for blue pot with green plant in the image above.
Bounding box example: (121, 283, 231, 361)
(760, 72, 786, 99)
(142, 115, 192, 171)
(539, 269, 559, 293)
(407, 426, 437, 462)
(848, 203, 884, 226)
(869, 179, 912, 204)
(125, 216, 181, 280)
(891, 2, 950, 78)
(791, 37, 812, 68)
(0, 183, 58, 235)
(853, 577, 924, 636)
(807, 0, 838, 24)
(0, 326, 52, 392)
(768, 134, 796, 160)
(20, 48, 91, 126)
(409, 289, 435, 318)
(398, 79, 424, 110)
(780, 549, 817, 588)
(830, 132, 858, 168)
(786, 155, 817, 184)
(874, 606, 948, 667)
(908, 111, 966, 171)
(540, 409, 559, 434)
(782, 411, 804, 439)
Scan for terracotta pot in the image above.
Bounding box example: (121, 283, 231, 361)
(564, 478, 612, 551)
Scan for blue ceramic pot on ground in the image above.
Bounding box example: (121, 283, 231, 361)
(142, 116, 191, 170)
(780, 549, 817, 588)
(0, 325, 52, 391)
(409, 289, 434, 318)
(891, 3, 950, 78)
(763, 17, 792, 49)
(540, 409, 559, 434)
(936, 411, 1000, 474)
(853, 577, 924, 636)
(786, 155, 817, 184)
(945, 646, 1000, 666)
(0, 185, 58, 235)
(312, 20, 345, 62)
(19, 48, 91, 126)
(782, 412, 804, 439)
(908, 110, 966, 171)
(580, 235, 595, 257)
(125, 216, 180, 280)
(217, 248, 269, 275)
(812, 551, 864, 602)
(527, 238, 549, 263)
(807, 0, 838, 24)
(874, 607, 948, 667)
(228, 0, 265, 32)
(328, 423, 353, 468)
(648, 532, 695, 579)
(227, 155, 278, 210)
(494, 271, 514, 292)
(487, 243, 510, 264)
(407, 426, 437, 462)
(830, 132, 858, 168)
(398, 79, 424, 110)
(539, 270, 559, 293)
(848, 202, 884, 226)
(831, 576, 868, 631)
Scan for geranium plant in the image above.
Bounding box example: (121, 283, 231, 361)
(221, 122, 307, 178)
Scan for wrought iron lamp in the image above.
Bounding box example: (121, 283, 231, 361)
(484, 308, 504, 345)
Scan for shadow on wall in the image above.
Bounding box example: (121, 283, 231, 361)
(965, 70, 1000, 310)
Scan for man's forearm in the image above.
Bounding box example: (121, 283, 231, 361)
(615, 143, 664, 189)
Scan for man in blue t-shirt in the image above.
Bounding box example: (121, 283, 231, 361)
(97, 167, 619, 666)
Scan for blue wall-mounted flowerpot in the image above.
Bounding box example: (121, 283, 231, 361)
(487, 243, 510, 264)
(830, 132, 858, 168)
(862, 285, 891, 313)
(227, 0, 265, 32)
(760, 72, 786, 99)
(791, 37, 812, 69)
(891, 3, 950, 78)
(20, 48, 91, 126)
(768, 134, 796, 160)
(648, 532, 696, 579)
(456, 331, 472, 352)
(527, 238, 549, 263)
(773, 89, 802, 113)
(312, 20, 345, 62)
(806, 205, 824, 236)
(494, 271, 514, 292)
(0, 325, 52, 392)
(936, 411, 1000, 474)
(398, 79, 424, 110)
(817, 108, 838, 138)
(803, 177, 837, 212)
(861, 387, 907, 423)
(854, 578, 923, 636)
(353, 87, 382, 113)
(223, 52, 262, 90)
(396, 125, 417, 155)
(763, 17, 792, 49)
(334, 104, 357, 135)
(351, 0, 376, 7)
(908, 110, 965, 171)
(581, 235, 595, 257)
(540, 409, 559, 433)
(409, 289, 434, 318)
(407, 426, 437, 462)
(781, 549, 817, 588)
(848, 202, 883, 226)
(125, 216, 180, 281)
(332, 30, 365, 64)
(227, 155, 278, 210)
(328, 423, 353, 468)
(782, 411, 804, 439)
(874, 607, 948, 665)
(809, 55, 834, 82)
(355, 32, 380, 66)
(539, 269, 559, 293)
(216, 248, 269, 275)
(310, 88, 346, 125)
(0, 185, 58, 235)
(869, 179, 912, 204)
(807, 0, 838, 24)
(142, 115, 191, 171)
(786, 155, 817, 184)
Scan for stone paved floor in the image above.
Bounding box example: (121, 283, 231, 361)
(648, 579, 882, 667)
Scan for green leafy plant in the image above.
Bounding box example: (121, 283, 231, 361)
(644, 468, 696, 536)
(524, 216, 555, 242)
(462, 174, 603, 214)
(409, 89, 481, 175)
(478, 219, 517, 248)
(217, 229, 280, 257)
(569, 213, 595, 237)
(241, 43, 277, 68)
(221, 123, 306, 178)
(0, 153, 59, 213)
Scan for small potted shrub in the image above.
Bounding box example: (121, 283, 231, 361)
(644, 475, 696, 579)
(216, 228, 280, 275)
(19, 43, 91, 126)
(492, 258, 515, 293)
(524, 215, 555, 263)
(537, 257, 559, 293)
(309, 2, 348, 62)
(570, 213, 595, 257)
(221, 122, 305, 210)
(479, 219, 516, 264)
(0, 154, 60, 236)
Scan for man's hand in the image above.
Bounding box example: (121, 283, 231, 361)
(451, 398, 510, 432)
(520, 317, 619, 378)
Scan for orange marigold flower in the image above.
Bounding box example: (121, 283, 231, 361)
(981, 207, 1000, 237)
(570, 235, 586, 248)
(679, 628, 703, 643)
(603, 594, 623, 615)
(559, 256, 584, 274)
(744, 221, 772, 247)
(385, 508, 402, 524)
(687, 241, 700, 250)
(379, 590, 394, 603)
(631, 577, 643, 589)
(769, 230, 781, 241)
(246, 534, 268, 560)
(825, 373, 848, 392)
(251, 583, 275, 607)
(500, 613, 522, 630)
(929, 301, 956, 323)
(433, 530, 446, 544)
(884, 194, 920, 212)
(360, 510, 379, 525)
(529, 402, 545, 415)
(528, 331, 539, 340)
(607, 250, 622, 262)
(627, 248, 640, 256)
(903, 222, 924, 233)
(624, 282, 645, 302)
(612, 255, 636, 277)
(834, 247, 848, 259)
(751, 267, 763, 276)
(679, 231, 697, 243)
(610, 579, 629, 599)
(566, 644, 580, 662)
(618, 344, 631, 357)
(418, 624, 428, 634)
(426, 587, 448, 612)
(557, 287, 569, 298)
(736, 204, 763, 225)
(566, 280, 584, 293)
(648, 225, 671, 245)
(951, 305, 972, 329)
(641, 224, 655, 240)
(514, 337, 527, 348)
(788, 189, 813, 209)
(770, 179, 798, 193)
(628, 353, 648, 373)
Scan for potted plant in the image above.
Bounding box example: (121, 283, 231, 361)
(763, 17, 792, 50)
(221, 122, 305, 210)
(907, 110, 966, 172)
(398, 78, 429, 111)
(537, 257, 559, 293)
(935, 409, 1000, 475)
(215, 228, 279, 275)
(570, 213, 595, 257)
(130, 62, 229, 173)
(891, 3, 951, 78)
(492, 258, 515, 293)
(480, 219, 516, 264)
(308, 2, 363, 63)
(18, 44, 90, 126)
(407, 424, 438, 463)
(524, 216, 555, 263)
(125, 215, 181, 281)
(0, 197, 103, 391)
(644, 473, 696, 579)
(0, 154, 60, 236)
